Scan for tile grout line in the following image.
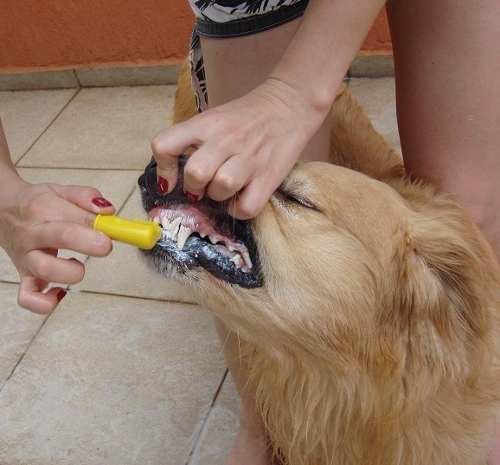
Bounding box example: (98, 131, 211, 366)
(0, 185, 141, 393)
(72, 69, 82, 88)
(67, 183, 136, 292)
(14, 87, 81, 167)
(115, 184, 137, 215)
(185, 369, 229, 465)
(0, 313, 52, 392)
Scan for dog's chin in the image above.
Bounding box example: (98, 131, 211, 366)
(138, 158, 264, 289)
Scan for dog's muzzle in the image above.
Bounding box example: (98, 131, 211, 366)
(138, 157, 263, 288)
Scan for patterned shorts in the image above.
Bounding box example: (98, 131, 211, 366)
(187, 0, 309, 112)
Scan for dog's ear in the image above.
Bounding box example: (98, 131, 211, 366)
(330, 87, 405, 181)
(385, 192, 499, 381)
(172, 58, 198, 125)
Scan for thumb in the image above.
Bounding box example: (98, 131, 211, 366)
(151, 119, 202, 195)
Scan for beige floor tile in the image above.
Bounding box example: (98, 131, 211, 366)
(0, 283, 46, 387)
(190, 375, 240, 465)
(77, 187, 195, 303)
(0, 168, 139, 283)
(0, 89, 77, 163)
(0, 291, 225, 465)
(0, 249, 18, 284)
(18, 86, 175, 170)
(348, 78, 401, 151)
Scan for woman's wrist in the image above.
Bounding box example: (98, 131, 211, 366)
(0, 171, 27, 213)
(0, 169, 26, 191)
(267, 0, 386, 120)
(268, 65, 341, 118)
(260, 75, 331, 137)
(0, 122, 28, 199)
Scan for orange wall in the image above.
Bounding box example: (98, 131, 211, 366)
(363, 10, 392, 54)
(0, 2, 391, 73)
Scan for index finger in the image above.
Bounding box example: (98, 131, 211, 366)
(151, 117, 205, 194)
(50, 184, 115, 222)
(229, 175, 280, 220)
(34, 194, 98, 229)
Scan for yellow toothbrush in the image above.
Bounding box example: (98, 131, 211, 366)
(93, 214, 162, 250)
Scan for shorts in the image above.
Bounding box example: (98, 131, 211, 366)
(187, 0, 309, 112)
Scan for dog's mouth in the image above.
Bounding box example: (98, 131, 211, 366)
(138, 157, 263, 288)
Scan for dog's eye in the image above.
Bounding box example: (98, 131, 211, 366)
(276, 187, 320, 212)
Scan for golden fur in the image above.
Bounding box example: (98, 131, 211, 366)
(170, 60, 500, 465)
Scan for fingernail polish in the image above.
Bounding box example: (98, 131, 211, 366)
(56, 289, 67, 302)
(186, 192, 200, 203)
(157, 176, 169, 194)
(92, 197, 113, 208)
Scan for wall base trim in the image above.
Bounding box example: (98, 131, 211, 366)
(0, 55, 394, 91)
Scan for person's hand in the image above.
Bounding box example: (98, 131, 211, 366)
(151, 78, 327, 219)
(0, 177, 114, 314)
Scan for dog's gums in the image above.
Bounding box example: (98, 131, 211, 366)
(150, 206, 253, 271)
(138, 157, 263, 288)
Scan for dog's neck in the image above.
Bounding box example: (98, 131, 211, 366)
(245, 344, 493, 465)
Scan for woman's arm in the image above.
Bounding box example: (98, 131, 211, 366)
(0, 117, 114, 313)
(271, 0, 386, 113)
(152, 0, 386, 219)
(0, 119, 25, 189)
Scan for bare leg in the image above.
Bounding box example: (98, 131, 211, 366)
(387, 1, 500, 461)
(200, 18, 331, 163)
(387, 0, 500, 257)
(200, 18, 332, 465)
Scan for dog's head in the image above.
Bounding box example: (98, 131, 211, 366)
(139, 157, 500, 462)
(139, 157, 499, 368)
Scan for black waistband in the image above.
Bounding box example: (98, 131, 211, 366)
(195, 0, 309, 39)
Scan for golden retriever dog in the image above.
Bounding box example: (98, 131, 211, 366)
(138, 61, 500, 465)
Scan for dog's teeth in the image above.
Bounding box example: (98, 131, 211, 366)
(230, 253, 244, 268)
(199, 230, 207, 238)
(209, 234, 219, 245)
(242, 251, 253, 270)
(177, 225, 192, 250)
(167, 216, 182, 239)
(159, 210, 168, 224)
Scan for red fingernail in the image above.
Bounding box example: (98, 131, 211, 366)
(186, 192, 200, 203)
(92, 197, 113, 208)
(157, 176, 169, 194)
(56, 289, 67, 302)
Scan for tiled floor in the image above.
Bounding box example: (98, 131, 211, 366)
(0, 79, 399, 465)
